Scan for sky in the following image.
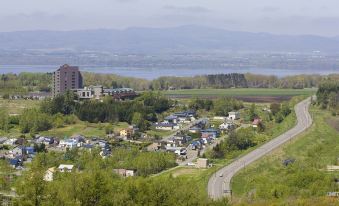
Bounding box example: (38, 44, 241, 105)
(0, 0, 339, 36)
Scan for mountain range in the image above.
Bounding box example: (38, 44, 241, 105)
(1, 25, 339, 53)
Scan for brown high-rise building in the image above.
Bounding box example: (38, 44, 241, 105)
(52, 64, 83, 97)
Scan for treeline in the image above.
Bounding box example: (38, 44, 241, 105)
(188, 97, 244, 116)
(316, 81, 339, 114)
(2, 72, 339, 95)
(0, 72, 51, 94)
(13, 151, 228, 206)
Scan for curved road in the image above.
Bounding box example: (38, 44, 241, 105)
(208, 97, 313, 199)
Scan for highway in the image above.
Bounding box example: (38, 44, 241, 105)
(208, 97, 313, 200)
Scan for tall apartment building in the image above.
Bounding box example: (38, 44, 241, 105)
(52, 64, 83, 97)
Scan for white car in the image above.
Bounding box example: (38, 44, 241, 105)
(219, 173, 223, 177)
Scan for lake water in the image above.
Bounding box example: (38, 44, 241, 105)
(0, 65, 338, 80)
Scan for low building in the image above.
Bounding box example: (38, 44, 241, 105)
(59, 139, 78, 148)
(76, 87, 93, 99)
(44, 167, 56, 182)
(58, 164, 74, 172)
(188, 127, 201, 134)
(252, 118, 262, 128)
(154, 123, 179, 131)
(120, 128, 133, 139)
(164, 115, 178, 124)
(219, 122, 236, 131)
(196, 158, 209, 169)
(201, 128, 219, 138)
(113, 169, 136, 177)
(228, 111, 240, 120)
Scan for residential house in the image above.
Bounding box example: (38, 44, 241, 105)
(196, 158, 209, 168)
(219, 122, 236, 131)
(164, 115, 178, 124)
(10, 147, 24, 156)
(191, 141, 202, 150)
(173, 111, 195, 123)
(58, 164, 74, 173)
(154, 123, 179, 131)
(120, 128, 133, 140)
(3, 138, 17, 146)
(113, 169, 136, 177)
(59, 139, 78, 148)
(228, 111, 240, 120)
(8, 158, 22, 169)
(44, 167, 56, 182)
(201, 128, 219, 139)
(252, 118, 262, 128)
(188, 127, 201, 134)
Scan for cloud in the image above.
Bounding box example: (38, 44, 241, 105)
(163, 5, 211, 13)
(114, 0, 138, 2)
(260, 6, 280, 13)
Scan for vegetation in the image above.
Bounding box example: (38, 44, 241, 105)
(316, 81, 339, 115)
(163, 88, 317, 98)
(40, 91, 172, 132)
(12, 150, 229, 206)
(231, 107, 339, 205)
(0, 72, 338, 96)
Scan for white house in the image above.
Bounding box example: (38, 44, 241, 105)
(113, 169, 136, 177)
(44, 167, 56, 182)
(58, 164, 74, 173)
(219, 122, 236, 131)
(3, 138, 17, 146)
(228, 111, 240, 120)
(155, 123, 180, 131)
(59, 139, 78, 148)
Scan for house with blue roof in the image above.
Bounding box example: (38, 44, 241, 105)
(201, 128, 220, 138)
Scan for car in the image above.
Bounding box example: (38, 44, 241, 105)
(219, 173, 223, 177)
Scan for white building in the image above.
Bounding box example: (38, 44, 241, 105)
(58, 164, 74, 173)
(228, 111, 240, 120)
(59, 139, 78, 148)
(76, 87, 93, 99)
(44, 167, 56, 182)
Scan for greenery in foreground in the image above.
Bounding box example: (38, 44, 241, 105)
(9, 150, 228, 206)
(231, 107, 339, 205)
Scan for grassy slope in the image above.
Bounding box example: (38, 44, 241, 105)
(0, 99, 39, 115)
(163, 88, 317, 97)
(231, 107, 339, 204)
(40, 122, 129, 138)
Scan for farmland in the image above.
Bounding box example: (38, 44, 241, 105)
(164, 88, 317, 102)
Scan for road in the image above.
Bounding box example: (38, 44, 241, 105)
(208, 97, 313, 200)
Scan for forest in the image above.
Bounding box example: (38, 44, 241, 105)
(316, 81, 339, 114)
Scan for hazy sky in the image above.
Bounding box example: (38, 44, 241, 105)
(1, 0, 339, 36)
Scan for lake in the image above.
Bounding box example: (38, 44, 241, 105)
(0, 65, 338, 80)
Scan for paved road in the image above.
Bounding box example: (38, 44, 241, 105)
(208, 98, 313, 200)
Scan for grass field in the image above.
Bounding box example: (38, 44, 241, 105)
(164, 88, 317, 102)
(0, 99, 39, 115)
(40, 122, 129, 138)
(231, 107, 339, 204)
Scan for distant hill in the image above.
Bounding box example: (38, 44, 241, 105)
(1, 25, 339, 53)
